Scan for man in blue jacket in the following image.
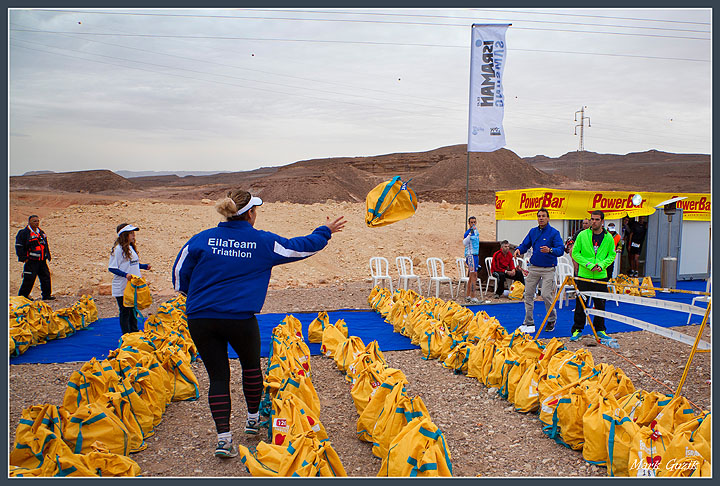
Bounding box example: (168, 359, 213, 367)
(513, 208, 565, 334)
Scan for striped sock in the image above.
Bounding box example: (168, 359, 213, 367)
(208, 393, 231, 434)
(242, 368, 263, 414)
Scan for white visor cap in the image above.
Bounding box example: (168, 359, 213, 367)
(118, 224, 139, 236)
(236, 196, 263, 216)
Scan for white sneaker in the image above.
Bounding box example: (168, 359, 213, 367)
(518, 325, 535, 334)
(470, 297, 480, 304)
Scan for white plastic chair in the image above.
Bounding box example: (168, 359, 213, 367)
(484, 256, 498, 294)
(369, 257, 393, 293)
(555, 262, 576, 309)
(455, 257, 470, 299)
(687, 276, 711, 324)
(396, 256, 422, 293)
(426, 258, 453, 298)
(514, 257, 525, 272)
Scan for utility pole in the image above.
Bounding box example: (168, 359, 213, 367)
(574, 106, 591, 180)
(574, 106, 591, 151)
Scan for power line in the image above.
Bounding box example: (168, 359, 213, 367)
(9, 43, 453, 119)
(474, 8, 711, 25)
(9, 27, 712, 60)
(29, 8, 712, 34)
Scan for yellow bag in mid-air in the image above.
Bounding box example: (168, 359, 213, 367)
(365, 176, 418, 227)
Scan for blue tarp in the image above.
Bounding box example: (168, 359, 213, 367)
(10, 280, 708, 365)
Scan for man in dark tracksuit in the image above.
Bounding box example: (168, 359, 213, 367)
(15, 215, 55, 300)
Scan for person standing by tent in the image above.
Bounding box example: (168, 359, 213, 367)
(172, 190, 346, 458)
(15, 215, 55, 301)
(513, 208, 564, 334)
(569, 210, 619, 348)
(606, 222, 622, 279)
(628, 216, 648, 277)
(108, 224, 151, 335)
(462, 216, 481, 304)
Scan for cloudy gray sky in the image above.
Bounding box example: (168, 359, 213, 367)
(8, 7, 712, 176)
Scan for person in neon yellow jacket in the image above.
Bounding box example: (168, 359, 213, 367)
(570, 209, 619, 347)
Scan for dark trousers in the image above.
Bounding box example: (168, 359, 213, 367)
(18, 259, 52, 299)
(189, 317, 263, 433)
(573, 277, 608, 333)
(493, 271, 525, 296)
(116, 296, 139, 334)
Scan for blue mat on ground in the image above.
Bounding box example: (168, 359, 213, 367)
(10, 280, 708, 365)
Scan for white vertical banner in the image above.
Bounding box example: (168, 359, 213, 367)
(468, 24, 510, 152)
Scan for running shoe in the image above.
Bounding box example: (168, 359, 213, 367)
(518, 325, 535, 334)
(244, 418, 260, 435)
(545, 321, 555, 332)
(215, 440, 238, 458)
(569, 330, 582, 342)
(598, 331, 620, 349)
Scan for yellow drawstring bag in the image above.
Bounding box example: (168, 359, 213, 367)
(155, 347, 199, 402)
(62, 401, 132, 456)
(378, 416, 452, 477)
(653, 395, 696, 432)
(620, 391, 673, 427)
(356, 373, 409, 442)
(508, 281, 525, 300)
(606, 403, 641, 476)
(10, 404, 71, 470)
(271, 394, 328, 447)
(442, 341, 474, 375)
(320, 324, 346, 358)
(307, 311, 329, 343)
(513, 362, 542, 413)
(280, 314, 304, 340)
(101, 391, 147, 453)
(334, 318, 349, 338)
(581, 393, 621, 466)
(371, 389, 430, 460)
(545, 384, 592, 450)
(334, 336, 366, 374)
(419, 321, 446, 360)
(238, 430, 347, 477)
(276, 373, 322, 417)
(639, 276, 656, 297)
(123, 275, 152, 311)
(9, 324, 33, 357)
(350, 364, 388, 415)
(627, 423, 673, 477)
(365, 176, 418, 228)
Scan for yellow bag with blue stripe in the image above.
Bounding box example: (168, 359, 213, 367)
(378, 416, 452, 477)
(10, 404, 70, 470)
(271, 394, 328, 447)
(334, 336, 366, 374)
(508, 281, 525, 300)
(238, 430, 347, 477)
(371, 387, 430, 460)
(307, 311, 329, 343)
(320, 324, 346, 358)
(365, 176, 418, 227)
(357, 372, 409, 442)
(62, 401, 133, 456)
(123, 275, 152, 311)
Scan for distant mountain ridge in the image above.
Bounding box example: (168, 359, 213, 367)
(10, 146, 710, 203)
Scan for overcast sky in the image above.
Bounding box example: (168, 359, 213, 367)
(8, 7, 712, 176)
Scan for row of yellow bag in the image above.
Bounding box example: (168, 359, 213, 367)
(319, 316, 453, 477)
(9, 295, 99, 357)
(238, 315, 347, 477)
(9, 294, 199, 477)
(368, 285, 710, 477)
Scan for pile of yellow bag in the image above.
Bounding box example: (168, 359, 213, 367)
(9, 295, 99, 357)
(239, 315, 347, 477)
(9, 294, 200, 477)
(319, 308, 453, 477)
(368, 286, 711, 477)
(608, 275, 656, 298)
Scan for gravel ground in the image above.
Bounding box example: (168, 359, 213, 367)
(8, 283, 712, 477)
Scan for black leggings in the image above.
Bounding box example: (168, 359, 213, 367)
(116, 297, 138, 334)
(188, 316, 263, 434)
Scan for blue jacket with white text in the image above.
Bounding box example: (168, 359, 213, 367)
(172, 220, 332, 320)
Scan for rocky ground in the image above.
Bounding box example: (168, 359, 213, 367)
(7, 192, 712, 477)
(8, 284, 711, 478)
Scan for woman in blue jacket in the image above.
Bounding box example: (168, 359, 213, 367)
(172, 190, 346, 458)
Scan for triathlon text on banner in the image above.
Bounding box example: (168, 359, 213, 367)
(495, 188, 710, 221)
(468, 24, 509, 152)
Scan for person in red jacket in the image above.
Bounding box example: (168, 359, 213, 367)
(490, 240, 525, 298)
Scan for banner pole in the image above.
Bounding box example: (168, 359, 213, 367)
(675, 301, 711, 396)
(465, 151, 470, 229)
